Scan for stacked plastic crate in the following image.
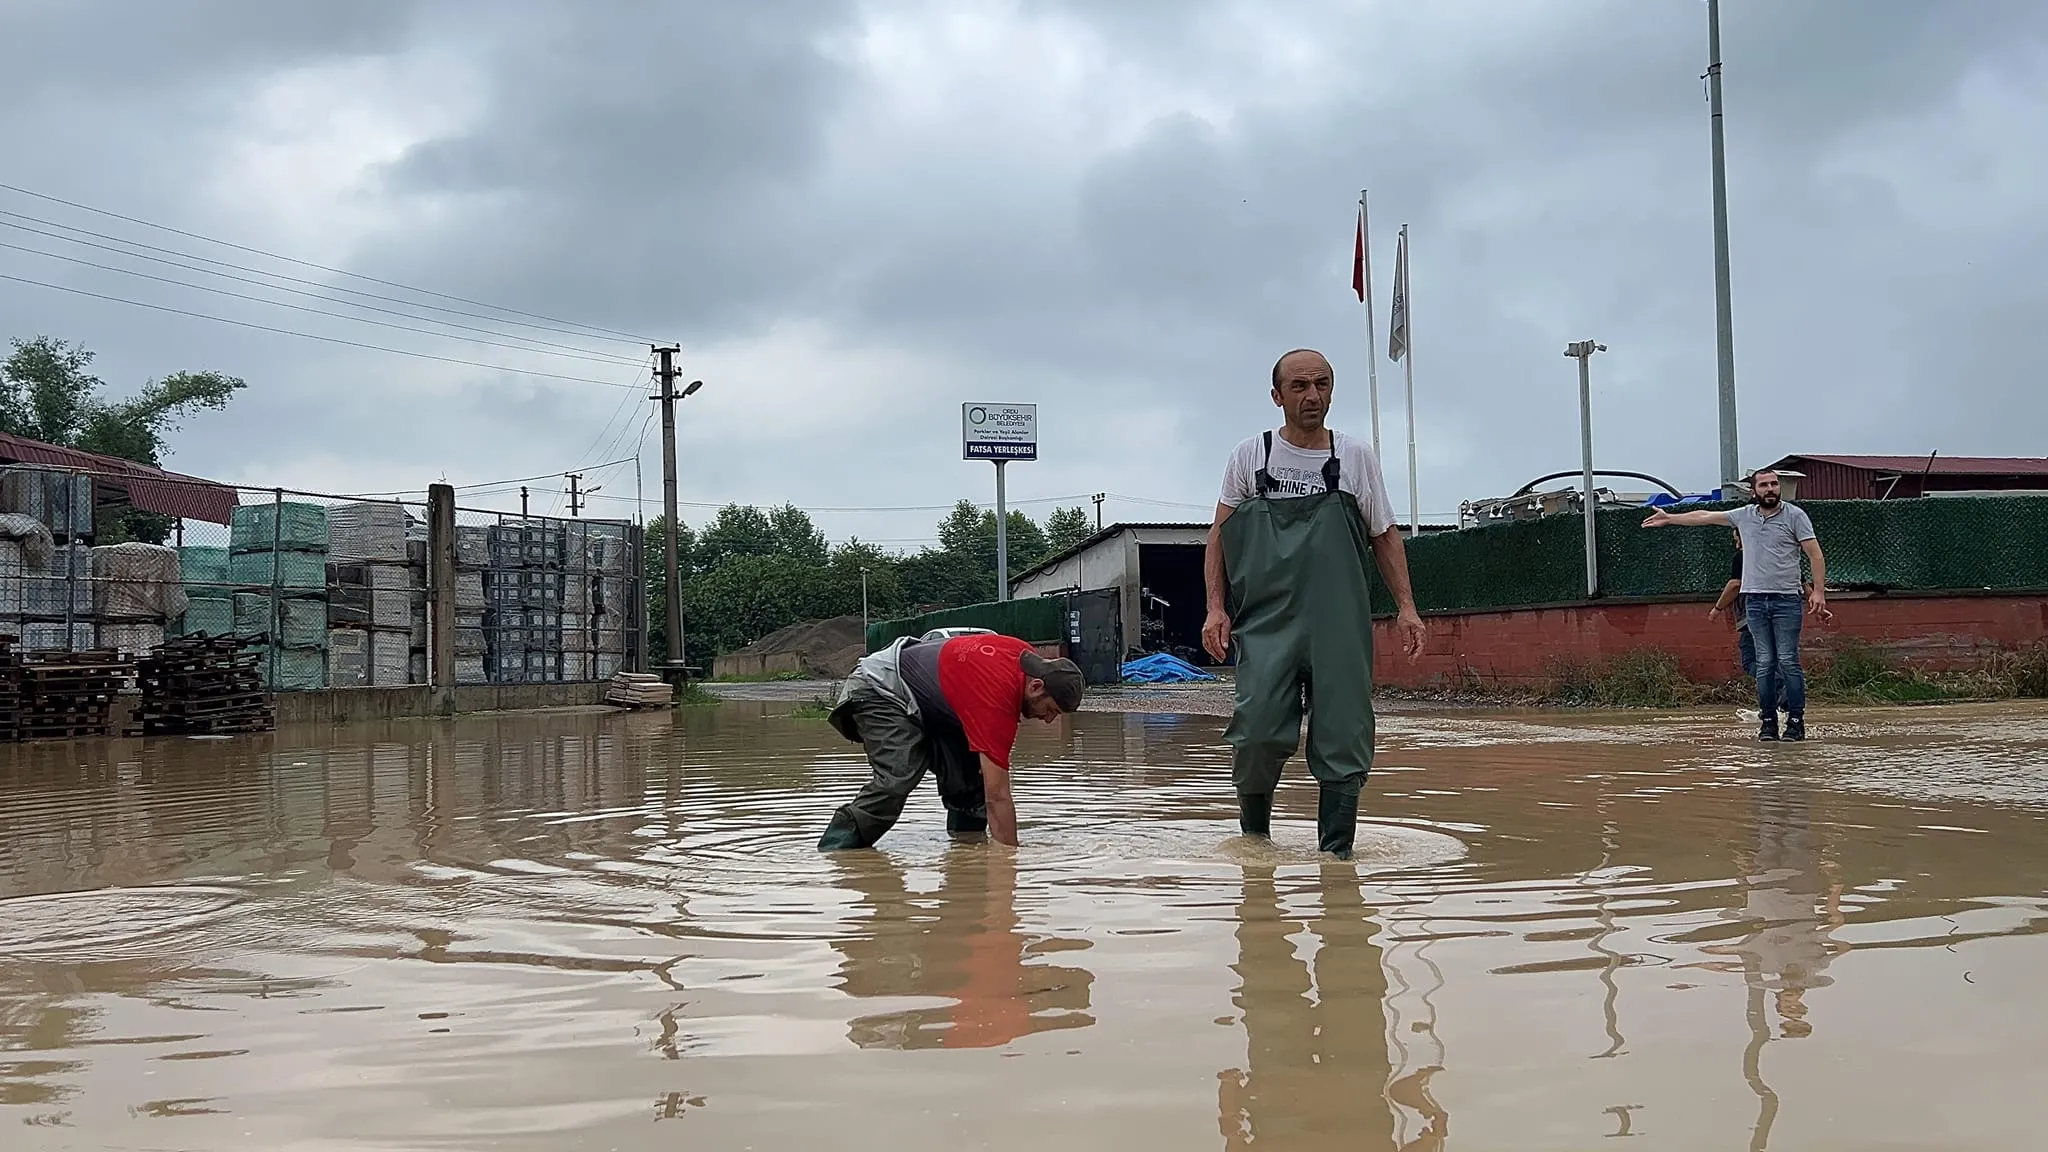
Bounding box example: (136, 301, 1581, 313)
(485, 519, 565, 683)
(229, 502, 330, 690)
(585, 522, 632, 681)
(453, 526, 491, 683)
(175, 545, 236, 639)
(325, 502, 415, 687)
(1, 468, 94, 653)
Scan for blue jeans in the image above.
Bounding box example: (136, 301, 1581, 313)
(1736, 619, 1788, 712)
(1744, 593, 1805, 720)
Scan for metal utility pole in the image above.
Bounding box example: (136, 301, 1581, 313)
(860, 567, 870, 636)
(1565, 340, 1607, 599)
(1092, 492, 1105, 532)
(994, 462, 1009, 602)
(652, 345, 684, 672)
(565, 472, 583, 517)
(1707, 0, 1741, 499)
(520, 486, 529, 517)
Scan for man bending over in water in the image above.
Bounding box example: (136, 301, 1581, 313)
(818, 631, 1085, 850)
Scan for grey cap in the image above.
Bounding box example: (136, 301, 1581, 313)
(1019, 650, 1086, 711)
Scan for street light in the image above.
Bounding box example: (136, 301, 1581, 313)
(860, 566, 870, 636)
(1563, 340, 1607, 599)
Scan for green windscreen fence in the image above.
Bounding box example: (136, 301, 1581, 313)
(865, 595, 1066, 653)
(865, 495, 2048, 650)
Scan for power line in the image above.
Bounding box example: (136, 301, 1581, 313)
(0, 217, 647, 363)
(0, 274, 644, 390)
(1, 241, 647, 367)
(0, 182, 651, 344)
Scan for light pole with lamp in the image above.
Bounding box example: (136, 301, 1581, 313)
(1564, 340, 1606, 599)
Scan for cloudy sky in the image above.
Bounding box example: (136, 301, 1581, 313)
(3, 0, 2044, 549)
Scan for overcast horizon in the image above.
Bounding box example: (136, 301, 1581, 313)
(4, 0, 2044, 552)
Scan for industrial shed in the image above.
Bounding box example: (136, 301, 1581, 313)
(1762, 454, 2048, 501)
(1008, 522, 1212, 665)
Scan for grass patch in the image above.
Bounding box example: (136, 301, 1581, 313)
(789, 693, 837, 720)
(1539, 648, 1700, 709)
(673, 679, 720, 707)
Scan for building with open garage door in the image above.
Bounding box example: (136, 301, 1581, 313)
(1007, 522, 1213, 668)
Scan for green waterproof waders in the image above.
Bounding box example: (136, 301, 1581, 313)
(1222, 432, 1377, 859)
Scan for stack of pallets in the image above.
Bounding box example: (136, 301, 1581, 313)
(16, 649, 130, 740)
(0, 637, 20, 742)
(605, 671, 673, 710)
(135, 634, 274, 736)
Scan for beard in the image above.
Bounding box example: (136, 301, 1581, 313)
(1759, 493, 1780, 508)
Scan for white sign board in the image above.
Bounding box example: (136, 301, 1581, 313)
(962, 402, 1037, 461)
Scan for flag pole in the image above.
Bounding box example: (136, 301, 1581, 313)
(1401, 223, 1419, 538)
(1358, 190, 1382, 457)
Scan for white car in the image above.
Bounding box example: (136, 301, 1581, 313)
(920, 626, 994, 643)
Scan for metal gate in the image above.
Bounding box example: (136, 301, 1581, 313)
(1063, 588, 1122, 686)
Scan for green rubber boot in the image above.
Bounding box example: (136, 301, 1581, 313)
(1317, 785, 1358, 859)
(817, 808, 867, 851)
(1238, 792, 1273, 838)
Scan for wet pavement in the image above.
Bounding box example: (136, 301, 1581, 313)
(2, 699, 2046, 1150)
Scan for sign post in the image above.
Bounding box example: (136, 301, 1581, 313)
(962, 403, 1037, 602)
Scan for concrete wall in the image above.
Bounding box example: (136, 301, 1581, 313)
(1370, 592, 2048, 689)
(274, 682, 610, 724)
(711, 651, 805, 679)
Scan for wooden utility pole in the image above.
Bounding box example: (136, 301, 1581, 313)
(652, 345, 684, 673)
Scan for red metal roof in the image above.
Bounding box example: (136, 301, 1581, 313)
(1770, 454, 2048, 477)
(0, 432, 240, 524)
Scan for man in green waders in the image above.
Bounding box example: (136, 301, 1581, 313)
(1201, 348, 1427, 858)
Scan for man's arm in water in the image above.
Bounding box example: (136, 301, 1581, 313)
(1369, 527, 1427, 659)
(1201, 502, 1234, 662)
(980, 754, 1018, 847)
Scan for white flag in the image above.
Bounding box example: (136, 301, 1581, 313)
(1388, 226, 1409, 362)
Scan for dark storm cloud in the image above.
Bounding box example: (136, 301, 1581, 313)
(0, 0, 2043, 536)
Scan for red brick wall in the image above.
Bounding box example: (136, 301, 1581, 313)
(1371, 594, 2048, 689)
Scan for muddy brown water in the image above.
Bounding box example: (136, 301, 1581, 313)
(2, 701, 2046, 1150)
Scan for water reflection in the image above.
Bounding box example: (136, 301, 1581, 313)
(829, 849, 1095, 1050)
(1218, 866, 1428, 1151)
(1702, 780, 1843, 1151)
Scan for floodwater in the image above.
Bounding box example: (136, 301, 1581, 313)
(3, 701, 2047, 1151)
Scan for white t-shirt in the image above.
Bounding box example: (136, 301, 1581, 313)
(1218, 428, 1398, 536)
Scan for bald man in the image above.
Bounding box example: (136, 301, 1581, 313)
(1201, 349, 1426, 858)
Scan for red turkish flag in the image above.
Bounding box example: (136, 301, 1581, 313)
(1352, 211, 1366, 301)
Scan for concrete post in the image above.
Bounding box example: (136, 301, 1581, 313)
(428, 483, 456, 690)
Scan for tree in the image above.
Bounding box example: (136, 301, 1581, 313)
(1, 336, 245, 544)
(692, 504, 778, 573)
(1045, 506, 1091, 555)
(768, 502, 827, 564)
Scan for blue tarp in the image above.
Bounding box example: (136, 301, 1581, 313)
(1642, 492, 1723, 507)
(1120, 653, 1216, 683)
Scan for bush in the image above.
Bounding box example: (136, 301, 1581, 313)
(1540, 648, 1689, 708)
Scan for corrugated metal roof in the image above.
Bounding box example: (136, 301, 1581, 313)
(1008, 522, 1210, 586)
(0, 432, 240, 524)
(1771, 454, 2048, 476)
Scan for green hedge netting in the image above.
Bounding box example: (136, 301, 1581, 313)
(865, 595, 1066, 653)
(866, 496, 2048, 651)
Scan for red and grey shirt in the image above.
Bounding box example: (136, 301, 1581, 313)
(898, 634, 1032, 770)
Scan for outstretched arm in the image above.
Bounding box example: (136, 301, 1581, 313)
(980, 754, 1017, 847)
(1643, 508, 1733, 528)
(1201, 502, 1234, 662)
(1369, 527, 1427, 659)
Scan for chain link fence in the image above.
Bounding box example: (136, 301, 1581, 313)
(0, 464, 644, 690)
